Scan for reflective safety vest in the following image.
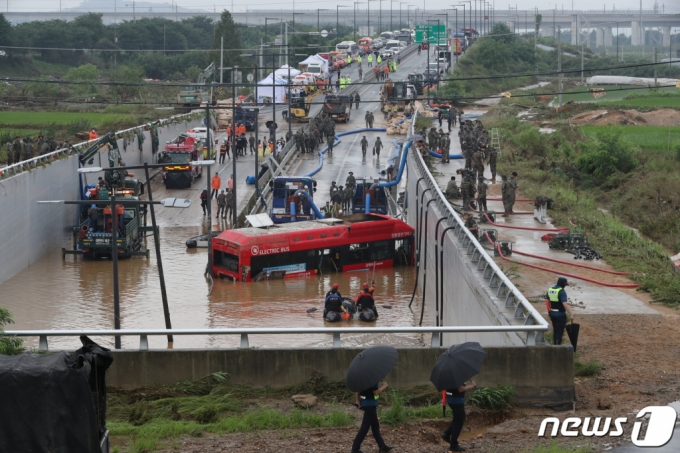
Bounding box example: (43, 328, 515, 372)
(347, 56, 351, 63)
(377, 56, 382, 63)
(357, 56, 362, 63)
(367, 55, 373, 62)
(547, 286, 565, 314)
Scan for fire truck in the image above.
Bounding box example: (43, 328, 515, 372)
(160, 134, 204, 189)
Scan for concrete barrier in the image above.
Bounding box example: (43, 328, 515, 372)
(0, 116, 204, 285)
(107, 346, 574, 406)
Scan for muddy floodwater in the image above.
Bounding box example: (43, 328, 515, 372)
(1, 225, 424, 350)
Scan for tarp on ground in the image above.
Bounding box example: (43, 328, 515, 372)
(298, 54, 329, 72)
(0, 336, 113, 453)
(0, 351, 100, 453)
(586, 75, 680, 86)
(256, 74, 288, 103)
(274, 64, 301, 78)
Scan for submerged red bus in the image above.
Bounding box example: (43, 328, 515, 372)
(212, 213, 414, 282)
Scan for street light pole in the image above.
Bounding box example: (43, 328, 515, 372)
(110, 193, 121, 349)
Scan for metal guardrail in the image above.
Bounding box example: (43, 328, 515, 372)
(409, 110, 548, 345)
(4, 325, 549, 351)
(0, 110, 201, 179)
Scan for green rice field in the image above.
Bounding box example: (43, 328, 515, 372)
(561, 86, 680, 106)
(581, 125, 680, 153)
(0, 112, 135, 127)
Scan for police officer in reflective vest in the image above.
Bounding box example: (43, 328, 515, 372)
(547, 277, 575, 345)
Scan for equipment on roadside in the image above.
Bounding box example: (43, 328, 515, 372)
(548, 232, 588, 250)
(566, 246, 603, 261)
(322, 93, 353, 122)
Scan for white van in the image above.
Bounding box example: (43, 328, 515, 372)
(384, 40, 402, 53)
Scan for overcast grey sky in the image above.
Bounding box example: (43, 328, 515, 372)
(5, 0, 679, 14)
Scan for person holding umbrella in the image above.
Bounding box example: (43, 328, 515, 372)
(430, 342, 487, 453)
(347, 346, 396, 453)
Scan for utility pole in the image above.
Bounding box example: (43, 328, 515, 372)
(654, 46, 658, 86)
(558, 26, 562, 108)
(581, 42, 584, 83)
(220, 37, 224, 84)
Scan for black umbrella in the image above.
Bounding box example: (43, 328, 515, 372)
(566, 323, 580, 352)
(430, 342, 487, 391)
(346, 346, 399, 392)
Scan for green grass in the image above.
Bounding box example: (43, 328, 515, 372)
(561, 85, 678, 104)
(0, 112, 135, 128)
(109, 408, 354, 451)
(581, 125, 680, 153)
(0, 128, 41, 138)
(574, 356, 604, 377)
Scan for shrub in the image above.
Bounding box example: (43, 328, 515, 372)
(468, 385, 515, 410)
(195, 404, 219, 424)
(0, 307, 24, 356)
(128, 401, 152, 426)
(574, 357, 603, 377)
(66, 119, 94, 136)
(577, 131, 637, 180)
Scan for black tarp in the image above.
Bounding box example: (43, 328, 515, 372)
(0, 336, 113, 453)
(165, 171, 192, 189)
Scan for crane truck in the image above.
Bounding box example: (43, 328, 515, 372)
(177, 62, 217, 111)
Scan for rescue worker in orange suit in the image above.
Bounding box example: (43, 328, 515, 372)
(356, 283, 378, 318)
(211, 173, 221, 199)
(324, 284, 344, 317)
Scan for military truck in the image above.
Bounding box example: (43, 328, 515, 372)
(322, 94, 352, 123)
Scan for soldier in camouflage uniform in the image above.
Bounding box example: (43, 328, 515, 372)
(342, 185, 353, 212)
(460, 176, 472, 211)
(472, 147, 485, 181)
(501, 175, 512, 217)
(477, 176, 488, 212)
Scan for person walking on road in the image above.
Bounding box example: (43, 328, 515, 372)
(477, 176, 488, 212)
(373, 137, 383, 157)
(225, 189, 234, 222)
(358, 66, 363, 81)
(360, 136, 369, 157)
(546, 277, 575, 345)
(200, 190, 208, 215)
(364, 112, 371, 129)
(352, 381, 393, 453)
(210, 173, 221, 199)
(354, 93, 361, 109)
(249, 133, 256, 155)
(367, 54, 373, 67)
(216, 190, 227, 218)
(227, 174, 234, 191)
(219, 140, 229, 164)
(441, 380, 477, 452)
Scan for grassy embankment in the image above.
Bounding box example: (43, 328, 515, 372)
(485, 101, 680, 307)
(104, 372, 516, 452)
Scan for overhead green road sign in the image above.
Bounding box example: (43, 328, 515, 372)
(415, 24, 446, 45)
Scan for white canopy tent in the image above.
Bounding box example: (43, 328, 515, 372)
(298, 54, 329, 73)
(274, 65, 301, 79)
(255, 74, 288, 104)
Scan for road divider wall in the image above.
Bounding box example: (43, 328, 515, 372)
(405, 111, 548, 347)
(106, 346, 574, 406)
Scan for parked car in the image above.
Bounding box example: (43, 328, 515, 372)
(423, 69, 440, 83)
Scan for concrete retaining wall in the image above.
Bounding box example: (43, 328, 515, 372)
(0, 117, 203, 285)
(107, 346, 574, 405)
(405, 151, 528, 347)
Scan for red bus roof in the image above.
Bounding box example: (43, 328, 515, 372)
(214, 213, 413, 252)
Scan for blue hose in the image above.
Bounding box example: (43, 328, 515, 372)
(380, 141, 412, 188)
(429, 150, 464, 159)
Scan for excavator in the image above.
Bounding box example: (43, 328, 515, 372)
(62, 132, 150, 259)
(287, 92, 314, 122)
(177, 62, 217, 112)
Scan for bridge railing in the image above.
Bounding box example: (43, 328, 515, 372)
(409, 109, 548, 345)
(1, 110, 201, 179)
(3, 325, 549, 352)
